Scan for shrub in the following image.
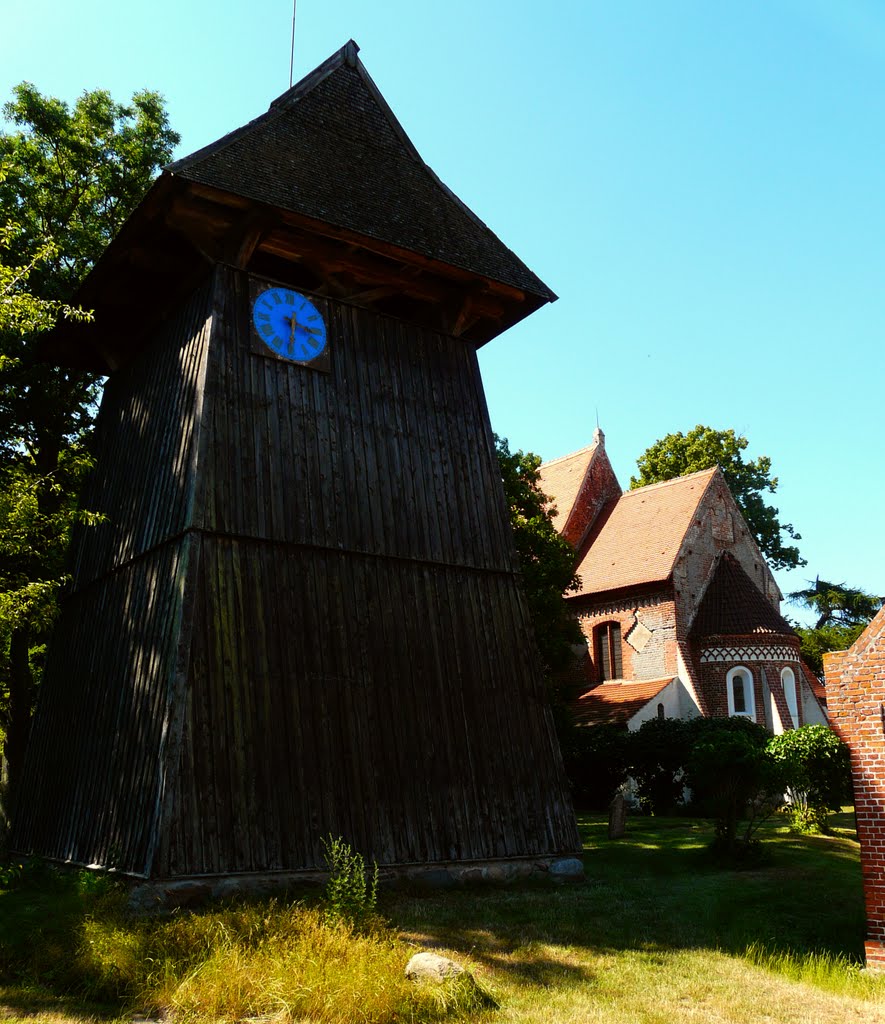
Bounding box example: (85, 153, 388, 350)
(627, 717, 695, 814)
(559, 723, 630, 811)
(767, 725, 852, 833)
(684, 717, 785, 860)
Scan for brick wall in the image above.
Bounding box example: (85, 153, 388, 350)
(695, 643, 802, 730)
(825, 608, 885, 970)
(574, 590, 678, 684)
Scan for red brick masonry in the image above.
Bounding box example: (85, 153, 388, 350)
(825, 608, 885, 970)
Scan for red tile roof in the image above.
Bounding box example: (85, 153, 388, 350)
(689, 553, 795, 637)
(572, 469, 718, 597)
(570, 678, 675, 727)
(537, 443, 599, 536)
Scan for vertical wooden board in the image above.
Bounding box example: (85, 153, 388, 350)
(13, 539, 191, 873)
(71, 280, 212, 589)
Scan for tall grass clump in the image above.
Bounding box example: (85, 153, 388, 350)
(742, 942, 877, 998)
(0, 866, 484, 1024)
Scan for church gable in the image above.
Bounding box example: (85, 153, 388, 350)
(544, 435, 815, 734)
(671, 469, 781, 627)
(538, 428, 621, 549)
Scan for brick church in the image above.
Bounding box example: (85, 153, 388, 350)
(538, 429, 827, 732)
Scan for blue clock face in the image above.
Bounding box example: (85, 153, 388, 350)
(251, 287, 327, 364)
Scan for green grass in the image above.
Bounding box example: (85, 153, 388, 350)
(1, 811, 882, 1023)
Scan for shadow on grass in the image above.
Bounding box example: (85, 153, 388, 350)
(0, 812, 867, 1015)
(387, 811, 867, 984)
(0, 984, 122, 1022)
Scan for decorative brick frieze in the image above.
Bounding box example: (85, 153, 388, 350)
(699, 645, 799, 664)
(575, 592, 669, 620)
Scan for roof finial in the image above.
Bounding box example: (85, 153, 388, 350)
(593, 412, 604, 448)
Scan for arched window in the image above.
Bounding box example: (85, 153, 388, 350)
(781, 667, 799, 728)
(657, 703, 665, 720)
(595, 621, 622, 680)
(726, 666, 755, 720)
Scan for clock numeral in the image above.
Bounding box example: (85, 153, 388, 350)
(260, 324, 274, 337)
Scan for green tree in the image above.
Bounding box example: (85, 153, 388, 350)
(0, 83, 178, 807)
(630, 425, 804, 571)
(788, 578, 879, 677)
(627, 717, 694, 815)
(495, 434, 581, 676)
(559, 723, 630, 812)
(685, 717, 785, 861)
(767, 725, 851, 833)
(0, 220, 96, 822)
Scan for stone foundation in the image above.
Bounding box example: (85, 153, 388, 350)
(127, 854, 586, 913)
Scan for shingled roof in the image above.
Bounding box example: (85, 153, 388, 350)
(572, 469, 718, 597)
(169, 41, 554, 302)
(538, 441, 601, 536)
(570, 679, 675, 727)
(689, 553, 795, 638)
(41, 41, 556, 372)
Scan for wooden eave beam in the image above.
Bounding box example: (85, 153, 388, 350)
(167, 179, 532, 304)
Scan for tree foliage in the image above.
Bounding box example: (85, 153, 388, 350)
(622, 717, 785, 859)
(630, 425, 804, 571)
(559, 723, 630, 811)
(494, 434, 581, 676)
(0, 83, 179, 467)
(684, 718, 785, 859)
(0, 83, 178, 809)
(627, 717, 694, 815)
(766, 725, 851, 834)
(789, 578, 879, 676)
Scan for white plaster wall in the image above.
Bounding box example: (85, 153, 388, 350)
(627, 678, 700, 731)
(801, 679, 829, 725)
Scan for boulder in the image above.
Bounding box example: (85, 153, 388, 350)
(405, 951, 465, 982)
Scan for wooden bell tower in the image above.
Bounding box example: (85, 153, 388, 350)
(14, 42, 581, 883)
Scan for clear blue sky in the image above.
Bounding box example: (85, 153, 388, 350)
(3, 1, 883, 620)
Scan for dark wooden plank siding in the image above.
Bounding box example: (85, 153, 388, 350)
(161, 538, 578, 875)
(71, 279, 212, 589)
(197, 268, 517, 574)
(19, 262, 579, 879)
(13, 536, 195, 875)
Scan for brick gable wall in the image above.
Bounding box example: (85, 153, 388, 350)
(675, 473, 781, 628)
(825, 608, 885, 970)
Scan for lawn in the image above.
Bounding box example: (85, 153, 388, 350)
(1, 812, 881, 1024)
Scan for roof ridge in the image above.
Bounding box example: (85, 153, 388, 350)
(620, 466, 718, 497)
(540, 442, 599, 469)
